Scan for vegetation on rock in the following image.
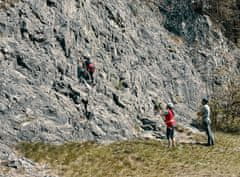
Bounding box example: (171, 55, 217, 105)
(203, 0, 240, 47)
(210, 74, 240, 132)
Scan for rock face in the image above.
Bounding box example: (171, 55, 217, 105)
(0, 0, 239, 175)
(0, 0, 239, 145)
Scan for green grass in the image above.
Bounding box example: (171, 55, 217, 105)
(17, 133, 240, 177)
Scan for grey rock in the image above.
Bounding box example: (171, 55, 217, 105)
(6, 160, 22, 169)
(0, 0, 240, 177)
(0, 103, 7, 114)
(0, 1, 239, 176)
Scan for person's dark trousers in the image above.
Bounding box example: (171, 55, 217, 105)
(166, 127, 175, 140)
(203, 122, 214, 146)
(89, 72, 94, 84)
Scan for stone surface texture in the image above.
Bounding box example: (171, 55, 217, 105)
(0, 0, 239, 176)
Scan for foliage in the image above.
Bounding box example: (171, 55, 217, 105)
(210, 74, 240, 132)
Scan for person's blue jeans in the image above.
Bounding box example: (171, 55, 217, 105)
(203, 122, 214, 146)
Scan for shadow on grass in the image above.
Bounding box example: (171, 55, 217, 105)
(179, 141, 209, 146)
(194, 142, 213, 147)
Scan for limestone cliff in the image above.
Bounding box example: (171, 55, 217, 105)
(0, 0, 239, 175)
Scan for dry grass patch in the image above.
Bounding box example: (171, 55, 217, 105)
(17, 133, 240, 177)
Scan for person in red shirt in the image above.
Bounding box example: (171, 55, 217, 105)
(163, 103, 176, 148)
(84, 57, 95, 84)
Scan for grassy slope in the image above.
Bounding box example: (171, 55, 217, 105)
(17, 133, 240, 177)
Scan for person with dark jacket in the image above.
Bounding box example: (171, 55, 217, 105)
(84, 57, 95, 84)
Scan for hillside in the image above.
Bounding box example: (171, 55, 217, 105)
(0, 0, 239, 176)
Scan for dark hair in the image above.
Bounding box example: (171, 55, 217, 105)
(202, 97, 209, 104)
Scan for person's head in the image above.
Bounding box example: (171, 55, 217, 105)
(84, 55, 91, 62)
(166, 103, 174, 109)
(202, 97, 208, 105)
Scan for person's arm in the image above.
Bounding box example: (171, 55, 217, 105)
(154, 109, 161, 116)
(197, 111, 202, 117)
(154, 108, 168, 118)
(160, 110, 168, 119)
(197, 106, 205, 116)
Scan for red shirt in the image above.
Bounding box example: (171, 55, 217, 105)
(164, 109, 176, 128)
(87, 63, 95, 73)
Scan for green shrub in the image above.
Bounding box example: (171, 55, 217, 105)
(210, 74, 240, 132)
